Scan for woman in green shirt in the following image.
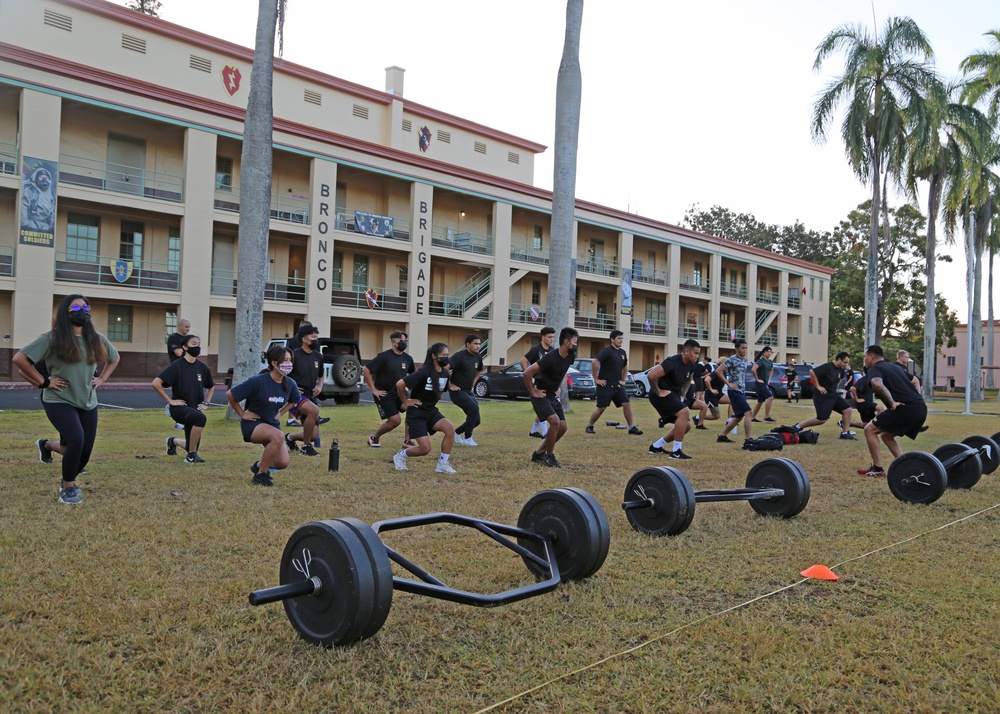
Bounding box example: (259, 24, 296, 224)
(13, 294, 120, 504)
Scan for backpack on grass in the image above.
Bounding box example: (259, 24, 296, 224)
(770, 425, 820, 445)
(742, 433, 784, 451)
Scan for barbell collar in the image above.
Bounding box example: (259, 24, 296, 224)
(248, 576, 321, 606)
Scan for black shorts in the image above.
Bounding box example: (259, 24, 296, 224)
(531, 394, 566, 422)
(858, 405, 877, 424)
(756, 383, 774, 402)
(596, 383, 629, 408)
(704, 390, 722, 408)
(240, 418, 279, 442)
(406, 407, 447, 439)
(169, 404, 207, 428)
(649, 392, 687, 424)
(871, 402, 927, 440)
(375, 393, 404, 420)
(813, 394, 852, 421)
(728, 390, 751, 418)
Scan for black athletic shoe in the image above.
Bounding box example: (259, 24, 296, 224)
(166, 437, 177, 456)
(543, 453, 561, 468)
(285, 433, 297, 452)
(531, 450, 546, 463)
(752, 418, 761, 423)
(299, 444, 320, 457)
(317, 416, 331, 425)
(764, 417, 776, 423)
(839, 432, 858, 441)
(668, 450, 692, 460)
(648, 444, 667, 455)
(695, 424, 708, 430)
(252, 472, 274, 487)
(657, 417, 666, 429)
(250, 461, 260, 476)
(717, 435, 734, 443)
(628, 425, 644, 435)
(184, 452, 205, 463)
(585, 424, 596, 434)
(37, 438, 54, 463)
(530, 431, 544, 439)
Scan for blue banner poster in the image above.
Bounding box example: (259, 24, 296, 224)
(20, 156, 58, 248)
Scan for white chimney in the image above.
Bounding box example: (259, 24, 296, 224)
(385, 66, 405, 97)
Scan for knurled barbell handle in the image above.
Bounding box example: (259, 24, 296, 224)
(248, 576, 321, 606)
(939, 447, 979, 471)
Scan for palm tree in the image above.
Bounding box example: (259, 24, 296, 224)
(812, 17, 942, 347)
(962, 30, 1000, 115)
(229, 0, 288, 416)
(903, 82, 987, 400)
(547, 0, 583, 408)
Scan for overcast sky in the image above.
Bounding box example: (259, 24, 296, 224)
(121, 0, 997, 321)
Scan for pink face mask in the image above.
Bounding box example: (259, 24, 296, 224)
(278, 362, 294, 375)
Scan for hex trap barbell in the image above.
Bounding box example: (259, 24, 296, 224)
(886, 433, 1000, 505)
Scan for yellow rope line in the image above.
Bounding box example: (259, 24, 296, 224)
(473, 502, 1000, 714)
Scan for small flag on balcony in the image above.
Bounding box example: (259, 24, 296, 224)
(529, 306, 540, 322)
(112, 260, 133, 283)
(365, 288, 379, 309)
(645, 319, 652, 333)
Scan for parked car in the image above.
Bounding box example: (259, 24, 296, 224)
(473, 364, 595, 399)
(571, 358, 637, 397)
(632, 363, 716, 399)
(259, 337, 366, 404)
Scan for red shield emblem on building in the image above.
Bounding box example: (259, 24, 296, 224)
(221, 64, 242, 96)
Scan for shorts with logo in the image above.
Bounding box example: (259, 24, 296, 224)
(240, 418, 280, 442)
(728, 389, 751, 418)
(756, 383, 774, 402)
(405, 406, 447, 439)
(375, 393, 404, 420)
(531, 394, 566, 422)
(813, 394, 852, 421)
(704, 389, 722, 408)
(289, 396, 316, 418)
(649, 392, 687, 425)
(596, 382, 629, 408)
(871, 401, 927, 440)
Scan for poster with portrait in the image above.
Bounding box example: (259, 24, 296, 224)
(621, 268, 633, 315)
(19, 156, 58, 248)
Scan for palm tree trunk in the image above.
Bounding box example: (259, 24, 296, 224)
(922, 173, 942, 401)
(987, 242, 995, 391)
(865, 150, 881, 347)
(228, 0, 279, 417)
(971, 201, 988, 401)
(547, 0, 583, 408)
(876, 183, 892, 342)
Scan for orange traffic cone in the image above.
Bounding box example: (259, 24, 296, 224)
(800, 564, 838, 581)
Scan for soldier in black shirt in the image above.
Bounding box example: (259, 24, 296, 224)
(448, 334, 486, 446)
(585, 330, 643, 436)
(363, 330, 415, 448)
(520, 326, 556, 439)
(523, 327, 578, 467)
(285, 325, 324, 456)
(790, 352, 856, 440)
(152, 334, 214, 463)
(392, 343, 458, 474)
(857, 344, 928, 477)
(691, 360, 721, 430)
(645, 339, 700, 459)
(165, 317, 191, 428)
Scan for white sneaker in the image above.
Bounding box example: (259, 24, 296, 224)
(393, 451, 408, 471)
(454, 435, 468, 446)
(436, 461, 457, 474)
(464, 438, 479, 447)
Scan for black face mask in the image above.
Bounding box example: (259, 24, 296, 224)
(437, 357, 450, 367)
(69, 311, 91, 326)
(568, 346, 578, 359)
(396, 340, 408, 352)
(186, 346, 202, 358)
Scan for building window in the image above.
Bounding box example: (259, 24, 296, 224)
(66, 213, 100, 263)
(808, 316, 814, 334)
(332, 252, 343, 289)
(120, 221, 143, 269)
(947, 356, 956, 367)
(216, 157, 233, 191)
(168, 226, 181, 271)
(819, 280, 824, 301)
(693, 261, 703, 286)
(107, 305, 132, 342)
(533, 225, 543, 251)
(729, 269, 737, 293)
(352, 254, 368, 291)
(818, 317, 822, 334)
(810, 278, 815, 299)
(531, 280, 541, 305)
(166, 309, 177, 339)
(399, 266, 408, 293)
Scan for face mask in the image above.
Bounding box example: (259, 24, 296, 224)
(278, 362, 294, 376)
(396, 340, 408, 352)
(186, 346, 202, 358)
(568, 346, 578, 358)
(437, 357, 450, 367)
(69, 311, 91, 326)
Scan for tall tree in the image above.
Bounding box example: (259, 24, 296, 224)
(229, 0, 287, 416)
(546, 0, 583, 408)
(903, 81, 987, 400)
(961, 30, 1000, 116)
(125, 0, 162, 16)
(811, 17, 942, 348)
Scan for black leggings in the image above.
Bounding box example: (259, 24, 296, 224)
(450, 389, 481, 438)
(170, 405, 207, 453)
(42, 401, 98, 483)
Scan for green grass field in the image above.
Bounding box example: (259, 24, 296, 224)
(1, 399, 998, 713)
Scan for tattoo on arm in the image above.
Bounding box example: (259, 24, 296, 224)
(871, 378, 894, 407)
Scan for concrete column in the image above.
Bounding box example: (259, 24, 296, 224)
(408, 182, 434, 357)
(12, 89, 61, 347)
(307, 158, 338, 331)
(747, 263, 759, 347)
(618, 231, 634, 345)
(709, 253, 722, 350)
(667, 243, 681, 347)
(777, 270, 788, 359)
(178, 128, 215, 339)
(489, 201, 512, 366)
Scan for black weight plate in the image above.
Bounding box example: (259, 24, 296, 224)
(562, 487, 611, 579)
(280, 520, 376, 647)
(517, 488, 604, 582)
(934, 443, 983, 490)
(745, 457, 809, 518)
(962, 435, 999, 476)
(337, 518, 394, 641)
(781, 458, 812, 516)
(623, 466, 696, 537)
(887, 452, 948, 504)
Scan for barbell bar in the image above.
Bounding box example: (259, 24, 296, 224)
(887, 435, 999, 504)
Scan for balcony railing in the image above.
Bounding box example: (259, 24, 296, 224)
(510, 241, 550, 265)
(55, 252, 179, 291)
(759, 333, 779, 347)
(720, 285, 748, 300)
(210, 268, 306, 302)
(0, 141, 16, 175)
(214, 188, 310, 225)
(574, 311, 616, 332)
(0, 244, 13, 277)
(787, 295, 801, 309)
(59, 153, 184, 203)
(679, 275, 710, 293)
(508, 302, 546, 325)
(431, 226, 494, 255)
(757, 289, 780, 305)
(786, 336, 800, 349)
(719, 327, 747, 342)
(428, 271, 492, 319)
(678, 323, 710, 340)
(331, 286, 408, 312)
(577, 255, 619, 278)
(631, 317, 668, 337)
(632, 265, 668, 287)
(333, 209, 411, 241)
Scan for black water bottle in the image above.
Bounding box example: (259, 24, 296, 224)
(328, 439, 340, 472)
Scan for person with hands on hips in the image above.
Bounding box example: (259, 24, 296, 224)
(392, 343, 458, 473)
(153, 333, 214, 463)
